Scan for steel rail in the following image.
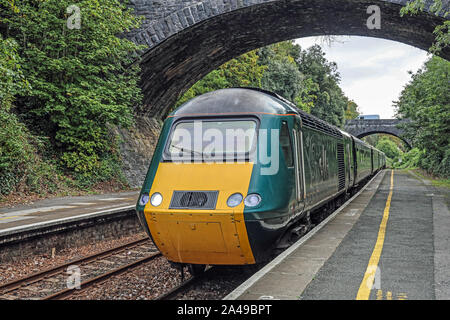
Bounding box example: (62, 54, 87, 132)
(155, 268, 214, 300)
(0, 237, 150, 294)
(43, 252, 162, 300)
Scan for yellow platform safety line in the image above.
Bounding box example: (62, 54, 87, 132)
(0, 216, 20, 221)
(356, 170, 394, 300)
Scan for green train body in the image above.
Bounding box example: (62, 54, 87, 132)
(136, 88, 386, 267)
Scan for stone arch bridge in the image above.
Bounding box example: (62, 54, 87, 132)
(344, 118, 413, 148)
(117, 0, 446, 187)
(125, 0, 450, 119)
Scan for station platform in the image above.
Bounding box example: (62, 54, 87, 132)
(0, 191, 139, 233)
(225, 169, 450, 300)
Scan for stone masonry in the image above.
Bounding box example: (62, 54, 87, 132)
(125, 0, 449, 118)
(344, 118, 413, 147)
(113, 116, 163, 188)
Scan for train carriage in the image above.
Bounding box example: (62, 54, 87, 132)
(338, 130, 355, 192)
(136, 88, 385, 270)
(352, 137, 373, 185)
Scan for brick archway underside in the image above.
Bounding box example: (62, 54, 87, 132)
(344, 119, 413, 148)
(127, 0, 449, 119)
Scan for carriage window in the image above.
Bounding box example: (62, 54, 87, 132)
(280, 121, 294, 167)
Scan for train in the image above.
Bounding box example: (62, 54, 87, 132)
(136, 88, 386, 274)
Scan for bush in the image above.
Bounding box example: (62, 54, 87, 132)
(2, 0, 145, 177)
(0, 33, 62, 196)
(0, 107, 62, 196)
(395, 56, 449, 178)
(376, 137, 403, 160)
(395, 148, 422, 169)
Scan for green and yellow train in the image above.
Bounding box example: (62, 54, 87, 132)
(136, 88, 385, 273)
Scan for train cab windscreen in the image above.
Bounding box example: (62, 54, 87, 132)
(165, 119, 258, 161)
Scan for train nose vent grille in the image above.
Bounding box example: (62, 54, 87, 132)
(169, 191, 219, 210)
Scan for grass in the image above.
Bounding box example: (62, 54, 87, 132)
(408, 168, 450, 188)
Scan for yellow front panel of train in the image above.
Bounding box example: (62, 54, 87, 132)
(143, 162, 256, 265)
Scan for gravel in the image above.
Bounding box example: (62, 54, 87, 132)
(173, 265, 261, 300)
(1, 233, 259, 300)
(67, 263, 259, 300)
(68, 256, 185, 300)
(0, 232, 148, 285)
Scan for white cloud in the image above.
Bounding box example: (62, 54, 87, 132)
(295, 36, 429, 119)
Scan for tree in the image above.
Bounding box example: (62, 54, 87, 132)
(376, 136, 403, 160)
(175, 50, 265, 108)
(1, 0, 145, 178)
(261, 58, 304, 102)
(345, 99, 360, 120)
(0, 35, 29, 195)
(395, 56, 450, 177)
(222, 50, 266, 88)
(400, 0, 449, 54)
(0, 35, 28, 108)
(175, 41, 351, 128)
(259, 41, 322, 113)
(0, 34, 59, 196)
(297, 45, 347, 127)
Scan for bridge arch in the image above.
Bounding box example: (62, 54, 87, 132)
(344, 119, 413, 148)
(127, 0, 449, 118)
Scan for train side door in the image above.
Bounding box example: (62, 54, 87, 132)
(352, 138, 358, 184)
(371, 148, 374, 174)
(347, 142, 353, 187)
(292, 127, 306, 214)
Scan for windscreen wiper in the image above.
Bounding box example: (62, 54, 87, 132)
(169, 144, 208, 157)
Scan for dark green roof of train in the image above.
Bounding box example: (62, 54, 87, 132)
(170, 88, 296, 116)
(169, 88, 384, 154)
(170, 87, 343, 138)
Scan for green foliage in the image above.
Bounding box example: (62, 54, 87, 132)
(219, 50, 265, 88)
(259, 41, 304, 102)
(363, 134, 408, 154)
(0, 34, 30, 195)
(395, 56, 450, 177)
(400, 0, 449, 55)
(261, 57, 303, 102)
(395, 148, 423, 169)
(175, 50, 265, 108)
(345, 99, 360, 120)
(0, 35, 29, 108)
(0, 34, 64, 197)
(376, 136, 403, 160)
(0, 110, 62, 196)
(294, 78, 319, 114)
(2, 0, 145, 176)
(175, 41, 353, 128)
(0, 108, 30, 195)
(296, 45, 347, 127)
(259, 41, 326, 115)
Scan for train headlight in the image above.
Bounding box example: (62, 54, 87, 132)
(244, 194, 262, 207)
(139, 194, 150, 206)
(227, 193, 243, 208)
(150, 192, 163, 207)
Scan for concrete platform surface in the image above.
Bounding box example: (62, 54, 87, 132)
(0, 191, 139, 233)
(226, 170, 450, 300)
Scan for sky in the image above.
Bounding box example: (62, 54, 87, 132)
(295, 36, 430, 119)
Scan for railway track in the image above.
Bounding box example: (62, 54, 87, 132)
(154, 269, 210, 300)
(153, 179, 375, 300)
(0, 237, 161, 300)
(154, 265, 261, 300)
(0, 174, 376, 300)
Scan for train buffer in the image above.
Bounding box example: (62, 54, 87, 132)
(225, 170, 450, 300)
